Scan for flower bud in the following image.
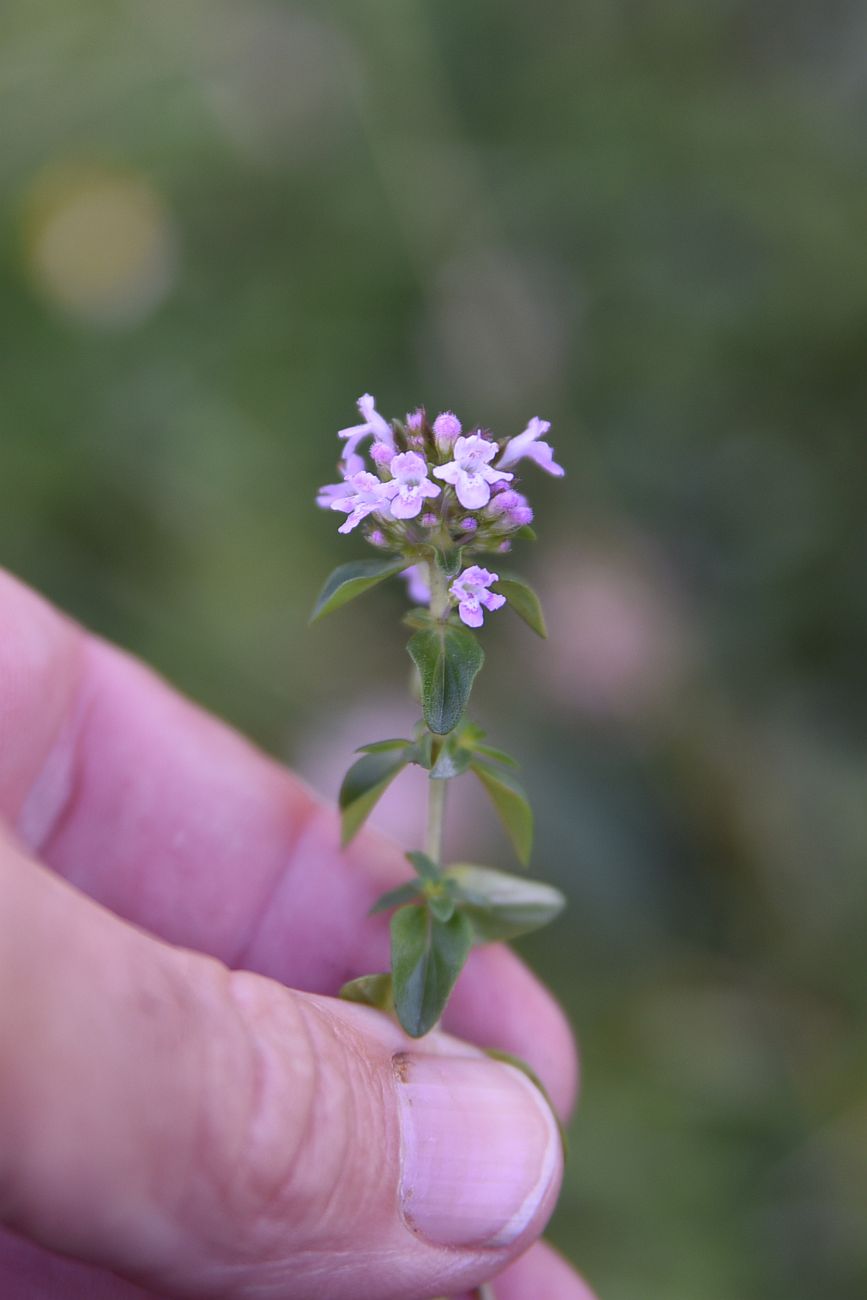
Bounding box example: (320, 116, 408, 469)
(433, 411, 462, 454)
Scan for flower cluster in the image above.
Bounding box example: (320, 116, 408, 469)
(317, 395, 564, 627)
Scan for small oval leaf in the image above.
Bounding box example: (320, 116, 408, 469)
(406, 850, 440, 881)
(497, 574, 548, 638)
(356, 738, 413, 754)
(472, 742, 519, 768)
(369, 881, 422, 914)
(407, 625, 485, 735)
(445, 863, 565, 941)
(339, 751, 408, 845)
(391, 904, 473, 1038)
(310, 557, 406, 623)
(470, 759, 534, 865)
(339, 973, 394, 1011)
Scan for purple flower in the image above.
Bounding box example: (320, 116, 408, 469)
(381, 451, 441, 520)
(487, 489, 535, 529)
(330, 470, 390, 534)
(316, 479, 349, 509)
(433, 410, 462, 453)
(370, 441, 393, 466)
(406, 407, 425, 431)
(338, 394, 396, 464)
(432, 434, 512, 510)
(450, 565, 507, 628)
(497, 417, 564, 476)
(402, 565, 431, 605)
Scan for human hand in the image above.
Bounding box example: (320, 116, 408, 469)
(0, 569, 595, 1299)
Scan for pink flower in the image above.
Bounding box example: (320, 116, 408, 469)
(498, 417, 564, 476)
(381, 451, 441, 520)
(330, 471, 390, 534)
(432, 434, 512, 510)
(402, 565, 431, 604)
(433, 410, 462, 453)
(487, 488, 534, 529)
(449, 565, 506, 628)
(316, 480, 349, 509)
(405, 407, 425, 430)
(338, 394, 396, 463)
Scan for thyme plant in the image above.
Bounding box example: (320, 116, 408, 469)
(312, 396, 566, 1038)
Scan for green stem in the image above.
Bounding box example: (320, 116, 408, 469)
(424, 557, 453, 867)
(427, 558, 451, 622)
(426, 773, 447, 866)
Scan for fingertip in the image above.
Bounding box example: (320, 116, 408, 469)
(0, 568, 82, 825)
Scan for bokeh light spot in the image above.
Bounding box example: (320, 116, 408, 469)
(23, 164, 177, 327)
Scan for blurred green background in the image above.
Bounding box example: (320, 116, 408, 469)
(2, 2, 866, 1296)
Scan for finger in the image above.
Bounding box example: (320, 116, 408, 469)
(0, 567, 577, 1117)
(0, 832, 562, 1300)
(491, 1240, 599, 1299)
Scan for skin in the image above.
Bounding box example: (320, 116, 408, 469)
(0, 568, 597, 1299)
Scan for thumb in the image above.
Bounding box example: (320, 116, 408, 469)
(0, 831, 562, 1300)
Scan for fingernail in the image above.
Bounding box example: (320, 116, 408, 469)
(394, 1052, 561, 1248)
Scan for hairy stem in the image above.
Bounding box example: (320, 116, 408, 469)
(424, 557, 453, 866)
(426, 773, 447, 866)
(427, 559, 451, 622)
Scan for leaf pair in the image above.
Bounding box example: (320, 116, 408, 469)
(363, 855, 566, 1037)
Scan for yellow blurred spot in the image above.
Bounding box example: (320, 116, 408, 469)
(23, 164, 177, 326)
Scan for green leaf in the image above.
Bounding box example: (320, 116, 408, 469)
(356, 738, 412, 754)
(497, 574, 548, 638)
(369, 881, 422, 914)
(405, 732, 434, 769)
(435, 547, 463, 579)
(406, 850, 440, 881)
(403, 607, 435, 631)
(470, 759, 534, 865)
(391, 904, 473, 1037)
(430, 734, 474, 780)
(426, 891, 456, 923)
(445, 864, 565, 941)
(407, 625, 485, 735)
(472, 742, 519, 768)
(338, 751, 408, 845)
(513, 525, 537, 542)
(310, 557, 406, 622)
(339, 973, 394, 1012)
(459, 722, 486, 745)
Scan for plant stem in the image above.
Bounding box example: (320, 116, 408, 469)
(427, 558, 451, 622)
(426, 773, 447, 866)
(424, 557, 453, 867)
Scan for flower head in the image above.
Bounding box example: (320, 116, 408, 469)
(330, 470, 390, 534)
(381, 451, 441, 520)
(338, 394, 396, 464)
(405, 407, 425, 431)
(433, 434, 512, 510)
(498, 417, 564, 476)
(450, 565, 506, 628)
